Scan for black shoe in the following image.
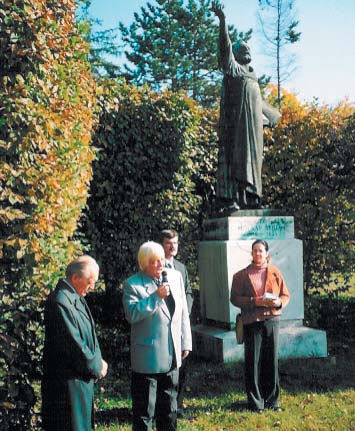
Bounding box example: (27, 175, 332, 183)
(248, 406, 264, 413)
(272, 407, 283, 412)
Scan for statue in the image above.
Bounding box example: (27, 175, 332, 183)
(211, 0, 280, 211)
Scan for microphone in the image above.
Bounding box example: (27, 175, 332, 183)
(161, 270, 170, 296)
(162, 271, 168, 284)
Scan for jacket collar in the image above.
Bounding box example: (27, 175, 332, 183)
(57, 278, 78, 299)
(139, 271, 157, 295)
(57, 279, 91, 321)
(139, 271, 173, 319)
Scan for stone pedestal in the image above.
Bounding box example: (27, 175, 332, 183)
(192, 210, 327, 362)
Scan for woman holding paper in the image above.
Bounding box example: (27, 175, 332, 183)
(230, 239, 290, 413)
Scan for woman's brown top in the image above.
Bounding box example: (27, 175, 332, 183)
(230, 264, 290, 325)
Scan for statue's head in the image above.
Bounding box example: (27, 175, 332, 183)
(232, 41, 251, 65)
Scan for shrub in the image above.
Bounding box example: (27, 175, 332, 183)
(263, 89, 355, 294)
(0, 0, 96, 428)
(81, 80, 218, 294)
(304, 296, 355, 339)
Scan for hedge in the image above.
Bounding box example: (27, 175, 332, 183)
(304, 296, 355, 340)
(0, 0, 96, 428)
(263, 89, 355, 294)
(81, 79, 218, 294)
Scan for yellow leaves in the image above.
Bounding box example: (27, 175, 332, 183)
(1, 0, 97, 295)
(265, 84, 307, 123)
(44, 176, 60, 191)
(0, 188, 25, 205)
(2, 238, 27, 249)
(332, 98, 355, 120)
(15, 74, 25, 86)
(0, 162, 19, 178)
(44, 118, 57, 138)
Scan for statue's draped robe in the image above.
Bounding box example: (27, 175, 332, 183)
(217, 21, 264, 200)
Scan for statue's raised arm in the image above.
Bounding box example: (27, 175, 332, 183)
(211, 0, 235, 74)
(211, 0, 225, 21)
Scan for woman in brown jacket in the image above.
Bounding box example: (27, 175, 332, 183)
(230, 239, 290, 412)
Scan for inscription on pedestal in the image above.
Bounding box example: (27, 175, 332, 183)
(203, 216, 294, 240)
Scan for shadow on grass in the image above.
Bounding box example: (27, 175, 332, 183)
(95, 338, 355, 427)
(279, 339, 355, 394)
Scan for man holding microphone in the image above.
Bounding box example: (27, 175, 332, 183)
(123, 241, 192, 431)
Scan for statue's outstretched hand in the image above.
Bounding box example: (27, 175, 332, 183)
(211, 0, 225, 19)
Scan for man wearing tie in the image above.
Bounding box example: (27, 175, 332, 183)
(160, 229, 193, 417)
(123, 241, 192, 431)
(41, 255, 108, 431)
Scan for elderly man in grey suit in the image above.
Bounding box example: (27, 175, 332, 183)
(160, 229, 193, 417)
(123, 241, 192, 431)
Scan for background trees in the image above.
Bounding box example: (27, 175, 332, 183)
(119, 0, 251, 107)
(0, 0, 96, 427)
(257, 0, 301, 107)
(76, 0, 122, 78)
(80, 78, 355, 298)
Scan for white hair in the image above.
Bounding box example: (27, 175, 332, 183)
(137, 241, 164, 271)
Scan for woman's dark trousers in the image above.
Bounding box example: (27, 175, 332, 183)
(244, 317, 280, 411)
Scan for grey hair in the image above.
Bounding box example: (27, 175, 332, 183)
(65, 255, 99, 280)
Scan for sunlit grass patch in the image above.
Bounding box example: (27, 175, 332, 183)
(94, 338, 355, 431)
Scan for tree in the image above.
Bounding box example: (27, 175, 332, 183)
(76, 0, 122, 78)
(0, 0, 96, 427)
(257, 0, 301, 108)
(119, 0, 251, 107)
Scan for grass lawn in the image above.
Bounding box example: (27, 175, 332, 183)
(94, 338, 355, 431)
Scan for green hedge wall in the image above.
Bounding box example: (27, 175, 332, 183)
(82, 79, 218, 294)
(305, 296, 355, 340)
(84, 82, 355, 299)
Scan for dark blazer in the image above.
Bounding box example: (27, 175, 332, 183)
(41, 279, 102, 431)
(170, 258, 194, 315)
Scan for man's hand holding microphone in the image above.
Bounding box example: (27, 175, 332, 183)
(156, 270, 170, 299)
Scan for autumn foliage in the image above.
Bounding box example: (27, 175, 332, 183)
(0, 0, 96, 428)
(1, 2, 354, 425)
(263, 87, 355, 294)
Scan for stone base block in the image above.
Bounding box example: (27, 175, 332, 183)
(192, 324, 328, 363)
